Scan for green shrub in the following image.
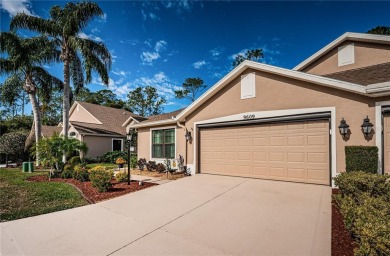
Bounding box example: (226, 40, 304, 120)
(335, 193, 390, 256)
(89, 165, 110, 172)
(89, 169, 113, 192)
(115, 171, 129, 182)
(334, 171, 389, 200)
(345, 146, 378, 173)
(68, 156, 81, 166)
(73, 164, 90, 182)
(60, 168, 74, 179)
(102, 151, 128, 163)
(130, 155, 137, 169)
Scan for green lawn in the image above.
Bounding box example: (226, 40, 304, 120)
(0, 168, 88, 222)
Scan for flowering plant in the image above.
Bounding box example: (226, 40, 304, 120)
(115, 157, 126, 165)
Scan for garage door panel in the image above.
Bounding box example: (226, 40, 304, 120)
(200, 119, 330, 185)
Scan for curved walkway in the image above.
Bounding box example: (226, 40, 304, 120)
(1, 174, 331, 255)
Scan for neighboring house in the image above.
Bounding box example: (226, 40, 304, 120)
(67, 101, 141, 158)
(127, 32, 390, 187)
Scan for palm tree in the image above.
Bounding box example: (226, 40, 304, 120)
(11, 1, 112, 140)
(0, 32, 63, 164)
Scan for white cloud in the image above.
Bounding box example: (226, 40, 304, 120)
(133, 72, 177, 100)
(140, 40, 168, 65)
(141, 51, 160, 65)
(112, 69, 130, 77)
(109, 49, 118, 63)
(99, 13, 107, 23)
(149, 12, 159, 20)
(155, 40, 167, 52)
(230, 48, 249, 60)
(78, 32, 102, 42)
(193, 60, 206, 69)
(0, 0, 36, 17)
(91, 27, 100, 34)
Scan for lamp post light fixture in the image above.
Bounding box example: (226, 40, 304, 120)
(126, 129, 135, 185)
(361, 116, 373, 137)
(338, 118, 349, 137)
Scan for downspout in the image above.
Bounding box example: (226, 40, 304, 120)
(176, 121, 187, 166)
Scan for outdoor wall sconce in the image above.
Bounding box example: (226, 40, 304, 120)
(185, 130, 192, 141)
(361, 116, 373, 137)
(338, 118, 349, 137)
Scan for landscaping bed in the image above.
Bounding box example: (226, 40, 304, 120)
(332, 189, 356, 256)
(27, 175, 157, 203)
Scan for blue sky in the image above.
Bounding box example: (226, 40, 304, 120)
(1, 0, 389, 114)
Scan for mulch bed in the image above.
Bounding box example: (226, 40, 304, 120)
(332, 189, 356, 256)
(27, 175, 157, 203)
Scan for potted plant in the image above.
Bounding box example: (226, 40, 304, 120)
(115, 157, 126, 169)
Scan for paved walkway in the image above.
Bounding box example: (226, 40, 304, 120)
(1, 175, 331, 255)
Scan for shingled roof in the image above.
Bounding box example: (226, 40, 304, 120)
(72, 101, 141, 136)
(138, 108, 185, 124)
(324, 62, 390, 86)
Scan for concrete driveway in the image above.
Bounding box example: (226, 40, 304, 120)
(1, 174, 331, 255)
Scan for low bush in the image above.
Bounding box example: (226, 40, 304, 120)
(68, 156, 81, 166)
(60, 168, 74, 179)
(130, 155, 137, 169)
(156, 163, 166, 173)
(146, 161, 157, 172)
(334, 171, 390, 255)
(334, 171, 389, 200)
(89, 169, 113, 192)
(137, 158, 147, 170)
(115, 171, 129, 182)
(345, 146, 378, 173)
(73, 164, 90, 182)
(83, 157, 102, 164)
(102, 151, 128, 163)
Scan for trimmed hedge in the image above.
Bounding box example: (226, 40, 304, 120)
(334, 172, 390, 255)
(345, 146, 378, 174)
(89, 169, 113, 192)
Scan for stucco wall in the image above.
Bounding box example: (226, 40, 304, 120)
(301, 41, 390, 75)
(183, 68, 389, 173)
(83, 135, 124, 158)
(137, 124, 186, 162)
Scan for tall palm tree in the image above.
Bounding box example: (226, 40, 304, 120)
(11, 1, 112, 140)
(0, 32, 63, 163)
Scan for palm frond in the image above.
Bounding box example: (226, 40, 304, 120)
(0, 32, 22, 55)
(72, 2, 104, 31)
(0, 58, 19, 75)
(10, 13, 60, 37)
(70, 54, 84, 92)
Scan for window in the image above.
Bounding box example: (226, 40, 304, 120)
(152, 128, 175, 158)
(112, 139, 122, 151)
(241, 72, 256, 99)
(338, 43, 355, 66)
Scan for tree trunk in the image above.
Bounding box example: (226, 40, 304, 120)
(63, 57, 70, 139)
(28, 92, 41, 166)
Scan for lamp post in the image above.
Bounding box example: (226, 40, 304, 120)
(126, 129, 135, 185)
(184, 129, 191, 167)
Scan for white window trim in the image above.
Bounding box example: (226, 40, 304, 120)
(112, 138, 123, 152)
(150, 126, 177, 161)
(191, 107, 337, 186)
(375, 101, 390, 174)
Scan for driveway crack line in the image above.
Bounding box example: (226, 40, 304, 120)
(106, 179, 248, 256)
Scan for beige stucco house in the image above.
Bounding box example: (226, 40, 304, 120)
(127, 32, 390, 187)
(66, 101, 141, 158)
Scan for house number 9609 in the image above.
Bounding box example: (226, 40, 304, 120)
(243, 114, 255, 120)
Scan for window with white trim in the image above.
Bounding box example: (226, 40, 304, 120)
(112, 139, 122, 151)
(152, 129, 175, 158)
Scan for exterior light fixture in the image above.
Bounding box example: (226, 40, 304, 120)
(185, 130, 192, 141)
(338, 118, 349, 137)
(361, 116, 373, 137)
(126, 129, 135, 185)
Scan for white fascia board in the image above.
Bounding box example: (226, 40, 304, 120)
(128, 119, 177, 129)
(293, 32, 390, 71)
(176, 60, 367, 122)
(122, 116, 140, 127)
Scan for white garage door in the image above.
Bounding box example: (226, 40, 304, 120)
(200, 120, 330, 185)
